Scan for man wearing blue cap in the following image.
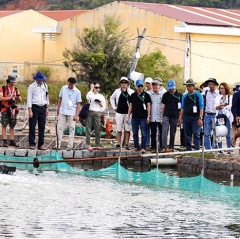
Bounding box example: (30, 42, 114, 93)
(27, 72, 50, 150)
(161, 79, 182, 152)
(127, 79, 151, 153)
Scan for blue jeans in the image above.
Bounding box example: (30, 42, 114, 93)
(131, 117, 147, 149)
(204, 113, 216, 149)
(146, 123, 151, 147)
(183, 115, 201, 150)
(216, 116, 231, 150)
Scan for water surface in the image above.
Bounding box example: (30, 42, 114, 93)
(0, 170, 239, 238)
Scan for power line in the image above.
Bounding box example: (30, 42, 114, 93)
(144, 37, 240, 67)
(145, 35, 240, 45)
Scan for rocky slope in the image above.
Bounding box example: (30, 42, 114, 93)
(0, 0, 48, 10)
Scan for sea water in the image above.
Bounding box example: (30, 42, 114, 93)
(0, 170, 239, 239)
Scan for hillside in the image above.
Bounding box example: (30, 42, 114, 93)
(0, 0, 48, 10)
(0, 0, 240, 11)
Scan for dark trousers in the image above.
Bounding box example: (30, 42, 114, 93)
(150, 122, 162, 149)
(29, 104, 47, 147)
(183, 115, 201, 150)
(162, 116, 178, 149)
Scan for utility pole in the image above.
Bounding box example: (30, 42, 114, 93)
(128, 28, 146, 77)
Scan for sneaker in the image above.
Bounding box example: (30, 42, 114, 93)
(133, 148, 139, 151)
(141, 148, 146, 153)
(125, 145, 131, 150)
(116, 144, 120, 148)
(151, 149, 156, 153)
(9, 140, 20, 147)
(160, 148, 166, 153)
(2, 139, 8, 147)
(96, 146, 104, 150)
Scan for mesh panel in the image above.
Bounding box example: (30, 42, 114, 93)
(1, 152, 239, 201)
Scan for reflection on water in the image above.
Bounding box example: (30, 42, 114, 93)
(0, 170, 240, 238)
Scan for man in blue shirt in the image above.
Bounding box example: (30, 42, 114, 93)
(178, 79, 204, 150)
(54, 77, 82, 150)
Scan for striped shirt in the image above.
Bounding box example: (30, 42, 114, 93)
(150, 87, 167, 122)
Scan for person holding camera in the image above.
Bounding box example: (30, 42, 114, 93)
(85, 82, 106, 151)
(215, 82, 233, 153)
(27, 72, 49, 150)
(0, 75, 22, 147)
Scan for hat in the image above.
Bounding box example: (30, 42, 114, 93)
(153, 77, 163, 85)
(33, 72, 47, 81)
(167, 79, 176, 90)
(118, 76, 130, 84)
(145, 77, 153, 83)
(183, 79, 196, 86)
(7, 75, 17, 83)
(205, 78, 218, 86)
(152, 80, 161, 85)
(136, 79, 144, 86)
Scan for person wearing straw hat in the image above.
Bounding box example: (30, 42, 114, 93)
(178, 79, 204, 151)
(0, 75, 22, 147)
(27, 72, 50, 150)
(161, 79, 182, 153)
(149, 78, 166, 153)
(203, 77, 219, 149)
(110, 76, 134, 150)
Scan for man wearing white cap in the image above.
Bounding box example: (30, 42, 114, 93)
(145, 77, 153, 94)
(110, 77, 134, 149)
(144, 77, 153, 147)
(149, 78, 166, 153)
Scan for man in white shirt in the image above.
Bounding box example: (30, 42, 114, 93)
(27, 72, 49, 150)
(54, 77, 82, 150)
(203, 78, 219, 149)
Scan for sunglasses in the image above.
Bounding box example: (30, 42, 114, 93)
(95, 86, 100, 89)
(121, 81, 128, 84)
(137, 85, 143, 88)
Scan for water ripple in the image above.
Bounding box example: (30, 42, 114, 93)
(0, 171, 239, 238)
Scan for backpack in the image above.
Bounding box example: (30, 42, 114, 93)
(79, 103, 90, 120)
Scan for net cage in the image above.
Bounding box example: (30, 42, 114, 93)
(0, 151, 240, 201)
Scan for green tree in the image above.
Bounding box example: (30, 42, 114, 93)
(63, 15, 131, 96)
(136, 50, 184, 90)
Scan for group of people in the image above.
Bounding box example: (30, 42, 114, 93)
(1, 72, 240, 153)
(110, 76, 240, 154)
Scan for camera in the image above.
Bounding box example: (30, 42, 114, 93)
(8, 99, 17, 109)
(94, 99, 101, 103)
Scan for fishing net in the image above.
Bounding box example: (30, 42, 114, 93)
(1, 152, 240, 201)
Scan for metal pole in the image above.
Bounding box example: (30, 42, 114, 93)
(155, 121, 159, 170)
(128, 28, 146, 77)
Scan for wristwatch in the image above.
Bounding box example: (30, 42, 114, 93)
(199, 116, 203, 120)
